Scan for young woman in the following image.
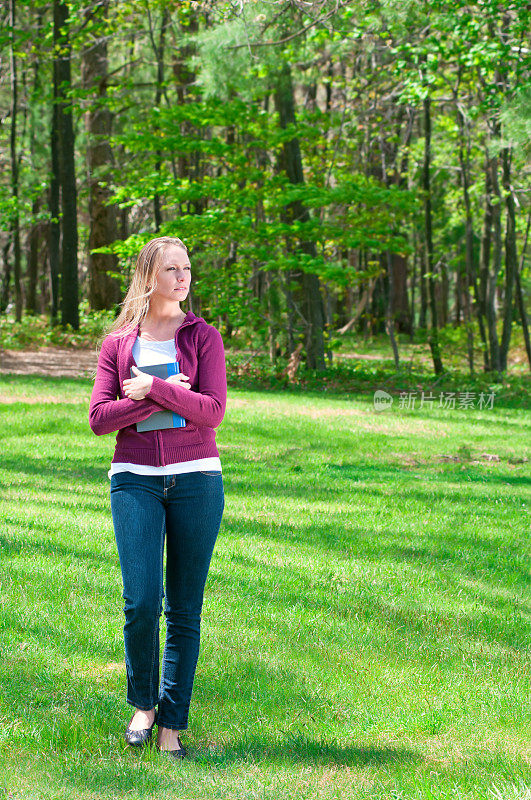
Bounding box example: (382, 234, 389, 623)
(89, 236, 227, 759)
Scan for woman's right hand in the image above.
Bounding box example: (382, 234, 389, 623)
(166, 374, 191, 390)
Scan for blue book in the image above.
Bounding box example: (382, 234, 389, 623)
(130, 362, 187, 432)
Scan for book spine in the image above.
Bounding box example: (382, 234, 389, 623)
(168, 361, 185, 428)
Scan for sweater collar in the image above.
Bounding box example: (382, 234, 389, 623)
(124, 310, 202, 342)
(121, 309, 203, 366)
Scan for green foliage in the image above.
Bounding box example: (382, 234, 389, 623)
(223, 347, 530, 410)
(0, 0, 529, 373)
(104, 90, 415, 352)
(190, 19, 264, 101)
(0, 303, 115, 349)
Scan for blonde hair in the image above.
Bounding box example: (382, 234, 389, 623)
(106, 236, 189, 339)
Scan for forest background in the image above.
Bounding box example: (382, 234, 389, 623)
(0, 0, 530, 387)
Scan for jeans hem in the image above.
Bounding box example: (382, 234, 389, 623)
(126, 699, 157, 712)
(156, 720, 188, 731)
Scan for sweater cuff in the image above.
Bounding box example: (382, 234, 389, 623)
(145, 375, 187, 408)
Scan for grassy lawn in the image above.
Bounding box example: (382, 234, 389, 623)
(0, 371, 529, 800)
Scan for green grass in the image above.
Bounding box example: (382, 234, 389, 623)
(0, 372, 530, 799)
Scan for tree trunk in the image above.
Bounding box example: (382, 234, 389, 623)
(48, 89, 61, 324)
(390, 253, 411, 334)
(273, 61, 325, 371)
(385, 252, 400, 368)
(457, 104, 474, 375)
(457, 102, 485, 375)
(422, 94, 444, 375)
(54, 0, 79, 329)
(27, 12, 44, 317)
(515, 271, 531, 372)
(26, 196, 41, 315)
(1, 240, 12, 313)
(172, 10, 197, 193)
(499, 145, 518, 372)
(482, 146, 502, 375)
(265, 269, 281, 363)
(410, 228, 418, 339)
(152, 8, 169, 231)
(82, 0, 121, 310)
(9, 0, 23, 322)
(378, 102, 412, 336)
(281, 268, 296, 356)
(480, 146, 494, 371)
(418, 113, 428, 330)
(439, 258, 449, 327)
(515, 210, 531, 371)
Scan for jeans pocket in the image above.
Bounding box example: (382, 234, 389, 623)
(110, 472, 129, 490)
(199, 470, 222, 476)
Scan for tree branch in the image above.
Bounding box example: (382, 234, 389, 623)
(225, 0, 348, 50)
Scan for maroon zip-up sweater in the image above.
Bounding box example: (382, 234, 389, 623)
(88, 310, 227, 467)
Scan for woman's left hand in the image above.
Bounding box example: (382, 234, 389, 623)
(123, 366, 154, 400)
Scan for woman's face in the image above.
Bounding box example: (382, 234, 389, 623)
(152, 245, 191, 304)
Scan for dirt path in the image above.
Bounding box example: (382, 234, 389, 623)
(0, 347, 382, 379)
(0, 344, 527, 379)
(0, 347, 98, 378)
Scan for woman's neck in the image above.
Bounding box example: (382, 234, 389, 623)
(140, 307, 187, 340)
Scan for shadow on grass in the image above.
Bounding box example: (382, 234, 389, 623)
(210, 547, 531, 655)
(323, 461, 531, 488)
(31, 738, 423, 800)
(0, 530, 116, 566)
(1, 372, 529, 794)
(1, 445, 528, 606)
(2, 651, 422, 798)
(2, 455, 529, 626)
(184, 738, 422, 768)
(1, 449, 530, 505)
(0, 537, 526, 793)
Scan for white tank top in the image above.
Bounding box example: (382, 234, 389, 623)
(107, 336, 222, 479)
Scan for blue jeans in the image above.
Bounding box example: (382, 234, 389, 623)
(110, 470, 224, 731)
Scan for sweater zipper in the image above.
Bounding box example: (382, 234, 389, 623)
(158, 316, 197, 466)
(174, 317, 198, 359)
(158, 430, 165, 466)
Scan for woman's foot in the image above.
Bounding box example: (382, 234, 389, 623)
(125, 707, 156, 747)
(128, 708, 156, 731)
(157, 726, 186, 755)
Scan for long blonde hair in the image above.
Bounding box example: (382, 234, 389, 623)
(106, 236, 189, 339)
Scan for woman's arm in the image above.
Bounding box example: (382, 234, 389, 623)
(89, 337, 164, 436)
(144, 326, 227, 429)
